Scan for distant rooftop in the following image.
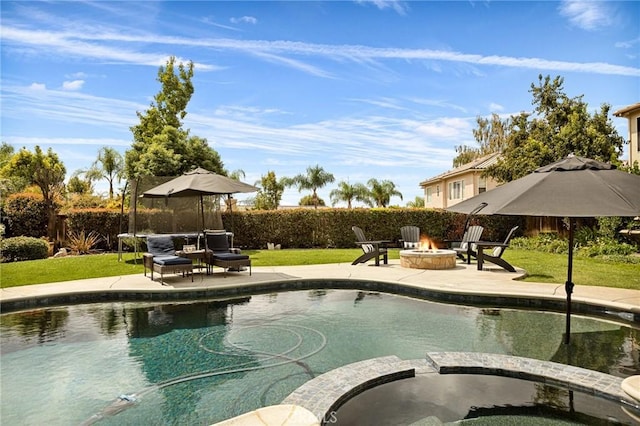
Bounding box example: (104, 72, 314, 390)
(420, 152, 500, 187)
(613, 102, 640, 118)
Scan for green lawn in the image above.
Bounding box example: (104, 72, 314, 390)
(1, 248, 638, 290)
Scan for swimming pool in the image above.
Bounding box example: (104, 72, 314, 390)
(1, 289, 638, 424)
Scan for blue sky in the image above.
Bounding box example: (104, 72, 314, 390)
(2, 1, 639, 207)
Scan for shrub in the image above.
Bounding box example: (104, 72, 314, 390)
(67, 230, 102, 254)
(577, 238, 636, 257)
(3, 193, 49, 238)
(511, 234, 568, 254)
(1, 236, 49, 262)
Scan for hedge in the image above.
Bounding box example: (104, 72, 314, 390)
(3, 193, 49, 238)
(26, 207, 525, 252)
(225, 208, 524, 250)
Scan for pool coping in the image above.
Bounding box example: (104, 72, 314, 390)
(2, 275, 638, 328)
(282, 352, 640, 425)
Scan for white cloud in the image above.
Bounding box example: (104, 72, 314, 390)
(230, 16, 257, 25)
(62, 79, 84, 90)
(489, 102, 504, 112)
(66, 71, 88, 79)
(355, 0, 408, 15)
(615, 36, 640, 49)
(3, 24, 639, 77)
(559, 1, 613, 31)
(29, 82, 46, 90)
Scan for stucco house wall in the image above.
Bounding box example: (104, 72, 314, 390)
(614, 102, 640, 167)
(420, 153, 500, 209)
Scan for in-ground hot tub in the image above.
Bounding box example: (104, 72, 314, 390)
(399, 249, 457, 270)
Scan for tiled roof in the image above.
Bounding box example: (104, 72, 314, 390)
(420, 152, 500, 186)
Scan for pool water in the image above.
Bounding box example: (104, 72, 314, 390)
(1, 290, 638, 425)
(334, 374, 640, 425)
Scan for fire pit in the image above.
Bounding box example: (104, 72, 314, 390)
(399, 248, 457, 270)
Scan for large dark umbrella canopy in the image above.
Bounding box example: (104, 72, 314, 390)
(141, 167, 258, 198)
(446, 155, 640, 345)
(141, 168, 258, 235)
(447, 156, 640, 217)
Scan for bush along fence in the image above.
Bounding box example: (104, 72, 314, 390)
(1, 202, 525, 253)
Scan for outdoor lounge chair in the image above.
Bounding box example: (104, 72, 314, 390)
(400, 225, 420, 248)
(351, 226, 388, 266)
(452, 225, 484, 264)
(476, 226, 519, 272)
(143, 235, 193, 285)
(204, 231, 251, 276)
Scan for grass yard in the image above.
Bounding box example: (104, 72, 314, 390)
(1, 248, 638, 290)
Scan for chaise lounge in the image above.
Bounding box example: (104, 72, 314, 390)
(204, 231, 251, 276)
(143, 235, 193, 285)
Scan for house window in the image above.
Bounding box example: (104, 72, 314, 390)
(478, 176, 487, 194)
(637, 117, 639, 152)
(436, 185, 440, 196)
(426, 187, 432, 202)
(448, 180, 464, 200)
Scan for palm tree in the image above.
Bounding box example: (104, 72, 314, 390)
(88, 147, 124, 199)
(406, 196, 425, 208)
(329, 181, 370, 208)
(367, 178, 403, 207)
(289, 165, 335, 209)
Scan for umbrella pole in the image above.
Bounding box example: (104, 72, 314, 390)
(200, 195, 205, 248)
(564, 219, 575, 345)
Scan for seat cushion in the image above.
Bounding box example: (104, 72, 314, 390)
(153, 255, 192, 266)
(212, 252, 249, 261)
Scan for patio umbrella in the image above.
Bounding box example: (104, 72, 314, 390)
(446, 155, 640, 344)
(141, 167, 258, 234)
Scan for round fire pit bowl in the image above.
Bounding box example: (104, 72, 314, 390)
(399, 249, 457, 270)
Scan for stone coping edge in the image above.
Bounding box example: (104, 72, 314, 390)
(282, 355, 415, 425)
(282, 353, 639, 426)
(2, 279, 638, 326)
(426, 352, 639, 410)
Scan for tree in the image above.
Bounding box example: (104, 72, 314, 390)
(486, 75, 624, 182)
(67, 170, 93, 195)
(406, 196, 425, 208)
(1, 146, 65, 239)
(329, 181, 370, 208)
(253, 171, 285, 210)
(367, 178, 403, 207)
(452, 113, 510, 167)
(288, 165, 335, 209)
(299, 194, 326, 207)
(125, 57, 224, 179)
(87, 147, 123, 199)
(0, 142, 28, 199)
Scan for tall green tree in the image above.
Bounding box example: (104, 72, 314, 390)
(67, 170, 94, 195)
(125, 57, 224, 179)
(1, 146, 65, 239)
(453, 113, 510, 167)
(367, 178, 403, 207)
(288, 165, 335, 209)
(486, 75, 624, 182)
(87, 147, 123, 199)
(329, 181, 370, 208)
(253, 171, 285, 210)
(0, 142, 28, 199)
